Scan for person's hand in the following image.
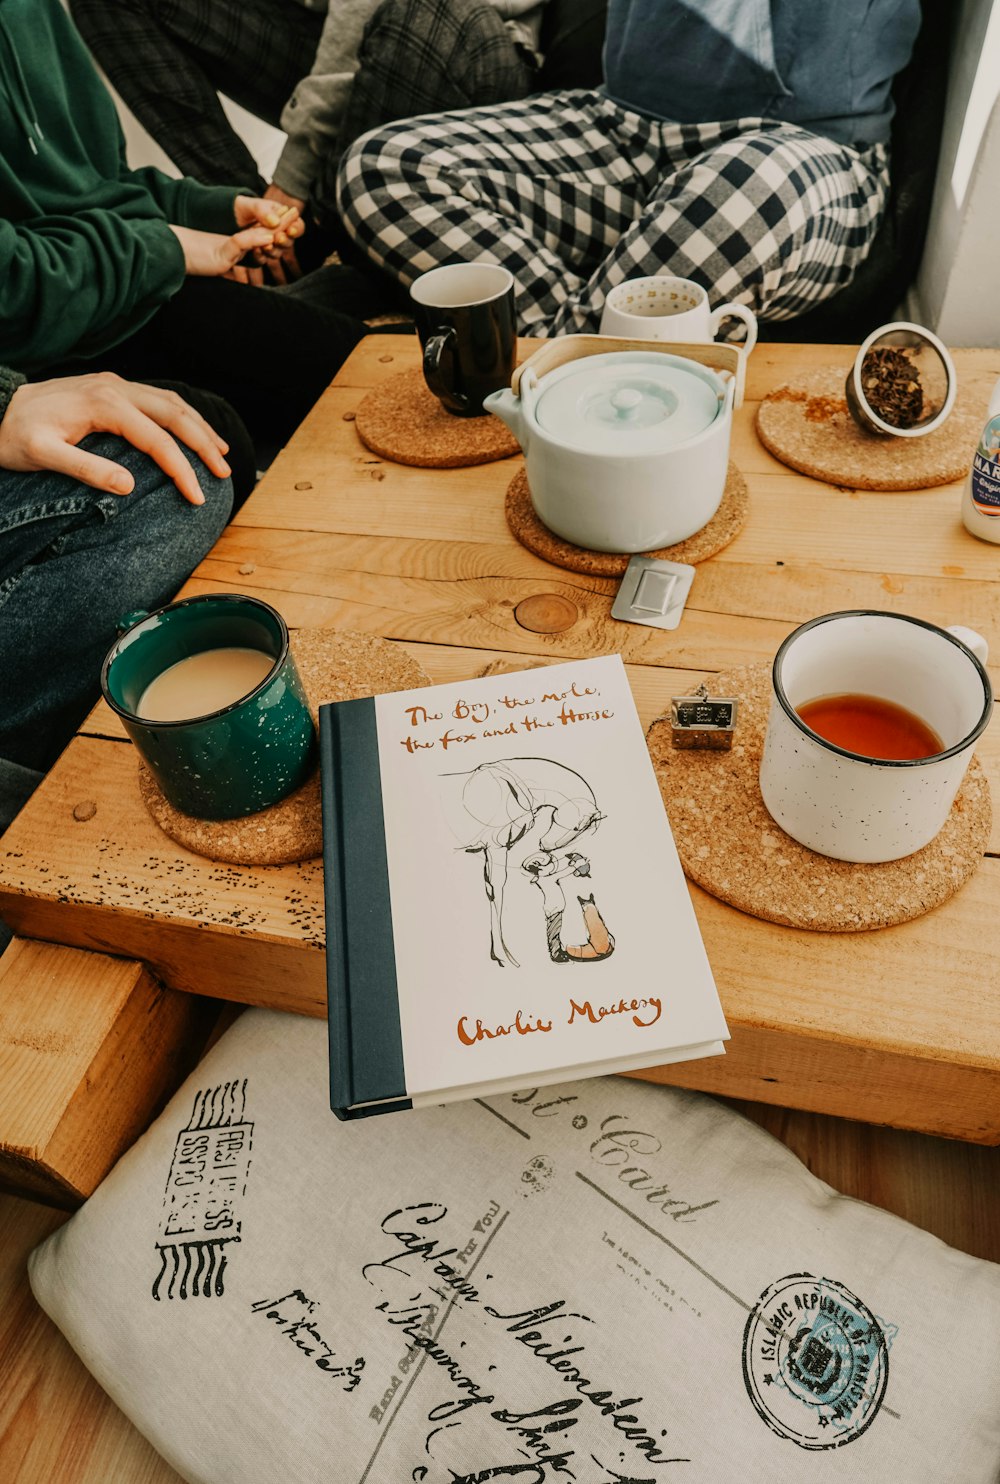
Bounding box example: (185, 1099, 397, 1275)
(262, 183, 305, 217)
(239, 191, 306, 284)
(235, 192, 304, 232)
(168, 221, 276, 283)
(0, 373, 232, 506)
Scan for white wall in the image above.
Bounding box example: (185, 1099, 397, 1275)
(911, 0, 1000, 344)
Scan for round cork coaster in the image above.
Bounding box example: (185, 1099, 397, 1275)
(138, 628, 431, 866)
(646, 661, 991, 932)
(505, 462, 749, 576)
(756, 366, 982, 490)
(355, 367, 519, 468)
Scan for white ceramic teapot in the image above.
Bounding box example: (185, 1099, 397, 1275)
(485, 336, 743, 553)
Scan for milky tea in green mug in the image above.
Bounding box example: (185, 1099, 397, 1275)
(101, 593, 316, 820)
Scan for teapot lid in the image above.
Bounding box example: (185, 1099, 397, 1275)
(532, 352, 724, 454)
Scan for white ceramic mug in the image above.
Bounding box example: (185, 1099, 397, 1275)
(758, 611, 993, 863)
(599, 275, 758, 354)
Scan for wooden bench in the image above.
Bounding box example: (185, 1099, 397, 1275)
(0, 938, 216, 1207)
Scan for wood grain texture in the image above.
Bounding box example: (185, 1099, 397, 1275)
(0, 1194, 186, 1484)
(3, 341, 1000, 1145)
(4, 339, 1000, 1484)
(0, 940, 217, 1206)
(3, 722, 1000, 1138)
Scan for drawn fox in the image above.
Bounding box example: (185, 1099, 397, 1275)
(446, 757, 614, 968)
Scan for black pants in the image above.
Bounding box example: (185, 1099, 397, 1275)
(44, 277, 367, 463)
(70, 0, 536, 220)
(70, 0, 322, 193)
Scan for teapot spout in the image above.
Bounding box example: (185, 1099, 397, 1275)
(484, 387, 527, 453)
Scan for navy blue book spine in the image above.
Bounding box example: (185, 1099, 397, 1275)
(319, 697, 410, 1119)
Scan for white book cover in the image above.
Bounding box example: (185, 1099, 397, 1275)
(321, 654, 729, 1115)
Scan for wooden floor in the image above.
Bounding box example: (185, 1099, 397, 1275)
(3, 1095, 999, 1484)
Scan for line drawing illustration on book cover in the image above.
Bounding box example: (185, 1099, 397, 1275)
(447, 756, 616, 969)
(320, 655, 729, 1118)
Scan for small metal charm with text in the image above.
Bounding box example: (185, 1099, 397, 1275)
(670, 683, 739, 750)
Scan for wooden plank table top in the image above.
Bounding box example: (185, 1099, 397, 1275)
(3, 338, 1000, 1143)
(4, 337, 1000, 1484)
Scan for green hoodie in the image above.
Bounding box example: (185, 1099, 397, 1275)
(0, 0, 246, 371)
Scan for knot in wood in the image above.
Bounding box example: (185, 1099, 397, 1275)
(514, 593, 579, 634)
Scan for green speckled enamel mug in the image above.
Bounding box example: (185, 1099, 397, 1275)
(101, 593, 315, 820)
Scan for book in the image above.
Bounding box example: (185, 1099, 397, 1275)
(320, 654, 729, 1118)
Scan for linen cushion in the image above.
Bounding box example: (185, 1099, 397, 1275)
(29, 1008, 1000, 1483)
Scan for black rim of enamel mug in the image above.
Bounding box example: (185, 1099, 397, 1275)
(771, 609, 994, 768)
(100, 592, 289, 728)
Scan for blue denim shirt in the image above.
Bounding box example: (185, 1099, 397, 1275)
(603, 0, 922, 145)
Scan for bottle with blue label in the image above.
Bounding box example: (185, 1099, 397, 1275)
(963, 377, 1000, 542)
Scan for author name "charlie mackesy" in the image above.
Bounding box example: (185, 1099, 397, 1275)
(457, 996, 662, 1047)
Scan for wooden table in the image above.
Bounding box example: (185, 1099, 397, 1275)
(4, 337, 1000, 1484)
(3, 337, 1000, 1141)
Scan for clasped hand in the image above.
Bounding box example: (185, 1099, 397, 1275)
(169, 195, 306, 287)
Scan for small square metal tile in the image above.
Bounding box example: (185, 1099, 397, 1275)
(611, 555, 696, 630)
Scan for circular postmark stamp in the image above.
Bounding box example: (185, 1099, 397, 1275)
(518, 1154, 555, 1198)
(742, 1274, 889, 1449)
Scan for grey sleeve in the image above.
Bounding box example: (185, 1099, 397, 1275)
(273, 0, 381, 199)
(272, 0, 550, 198)
(489, 0, 548, 58)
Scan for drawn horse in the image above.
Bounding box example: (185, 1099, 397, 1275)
(448, 757, 614, 967)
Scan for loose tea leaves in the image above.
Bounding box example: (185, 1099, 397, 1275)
(860, 347, 924, 428)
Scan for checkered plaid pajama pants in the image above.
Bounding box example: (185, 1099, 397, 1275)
(337, 90, 890, 334)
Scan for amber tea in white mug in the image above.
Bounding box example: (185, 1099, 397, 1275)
(759, 611, 992, 863)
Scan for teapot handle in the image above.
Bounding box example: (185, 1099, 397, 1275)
(519, 367, 539, 422)
(511, 334, 745, 406)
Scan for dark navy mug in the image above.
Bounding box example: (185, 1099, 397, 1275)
(410, 263, 517, 417)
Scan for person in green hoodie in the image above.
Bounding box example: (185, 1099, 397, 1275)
(0, 0, 380, 454)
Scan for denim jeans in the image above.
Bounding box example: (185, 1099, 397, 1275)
(0, 433, 233, 782)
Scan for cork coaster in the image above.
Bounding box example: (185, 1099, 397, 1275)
(756, 366, 983, 490)
(355, 367, 519, 468)
(139, 628, 431, 866)
(505, 462, 749, 576)
(646, 661, 991, 932)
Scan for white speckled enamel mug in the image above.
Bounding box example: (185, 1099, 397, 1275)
(599, 275, 758, 354)
(759, 611, 993, 863)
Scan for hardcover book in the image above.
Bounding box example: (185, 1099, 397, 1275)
(320, 654, 728, 1118)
